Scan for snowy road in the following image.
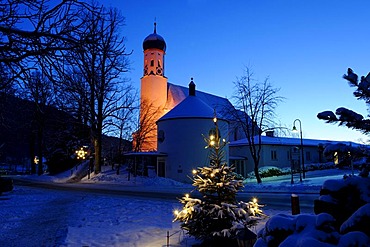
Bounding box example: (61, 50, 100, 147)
(1, 186, 80, 247)
(3, 169, 332, 247)
(13, 178, 318, 213)
(0, 186, 183, 247)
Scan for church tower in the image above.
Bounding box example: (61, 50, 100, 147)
(139, 23, 168, 151)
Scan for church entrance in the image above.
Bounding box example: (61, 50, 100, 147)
(157, 158, 166, 177)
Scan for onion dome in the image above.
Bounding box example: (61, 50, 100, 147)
(143, 22, 166, 52)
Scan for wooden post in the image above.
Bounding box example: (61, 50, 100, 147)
(167, 231, 169, 247)
(291, 194, 300, 215)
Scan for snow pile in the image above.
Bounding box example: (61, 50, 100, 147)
(256, 213, 369, 247)
(341, 204, 370, 236)
(82, 169, 187, 187)
(256, 175, 370, 246)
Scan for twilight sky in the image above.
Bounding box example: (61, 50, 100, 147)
(106, 0, 370, 143)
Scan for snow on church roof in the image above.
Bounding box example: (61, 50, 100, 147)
(230, 135, 363, 148)
(166, 82, 235, 120)
(157, 94, 215, 121)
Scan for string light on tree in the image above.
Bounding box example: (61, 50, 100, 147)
(174, 113, 266, 244)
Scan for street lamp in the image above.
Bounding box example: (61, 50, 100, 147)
(293, 119, 305, 179)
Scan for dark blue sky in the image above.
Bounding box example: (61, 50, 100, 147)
(107, 0, 370, 143)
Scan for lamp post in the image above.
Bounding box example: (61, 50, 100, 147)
(293, 119, 305, 179)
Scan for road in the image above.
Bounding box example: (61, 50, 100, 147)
(1, 179, 320, 246)
(13, 178, 318, 213)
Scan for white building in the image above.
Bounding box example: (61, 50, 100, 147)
(229, 134, 364, 178)
(128, 24, 365, 183)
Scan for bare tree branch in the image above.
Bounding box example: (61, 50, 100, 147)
(232, 67, 284, 183)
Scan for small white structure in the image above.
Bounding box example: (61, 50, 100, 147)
(157, 80, 229, 183)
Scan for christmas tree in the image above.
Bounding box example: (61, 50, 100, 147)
(174, 115, 265, 244)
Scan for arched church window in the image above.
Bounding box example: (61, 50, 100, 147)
(158, 130, 165, 143)
(150, 60, 154, 67)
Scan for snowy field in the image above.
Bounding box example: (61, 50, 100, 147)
(0, 167, 357, 246)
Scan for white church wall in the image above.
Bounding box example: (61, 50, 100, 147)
(157, 118, 229, 183)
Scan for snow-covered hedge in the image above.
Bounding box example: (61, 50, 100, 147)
(255, 175, 370, 246)
(255, 213, 369, 247)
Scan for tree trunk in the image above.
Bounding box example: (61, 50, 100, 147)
(93, 136, 102, 174)
(37, 119, 44, 176)
(30, 133, 36, 174)
(254, 164, 262, 184)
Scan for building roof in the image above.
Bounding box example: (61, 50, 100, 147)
(166, 82, 235, 120)
(229, 135, 363, 148)
(158, 94, 215, 122)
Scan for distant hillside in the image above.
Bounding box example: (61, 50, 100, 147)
(0, 94, 86, 168)
(0, 94, 132, 173)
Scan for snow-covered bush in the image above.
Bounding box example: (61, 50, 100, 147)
(255, 213, 369, 247)
(314, 175, 370, 229)
(173, 118, 265, 244)
(259, 167, 284, 178)
(256, 175, 370, 246)
(305, 162, 336, 171)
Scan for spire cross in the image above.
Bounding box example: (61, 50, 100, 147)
(154, 18, 157, 33)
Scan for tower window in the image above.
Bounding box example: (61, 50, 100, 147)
(158, 60, 161, 68)
(150, 60, 154, 67)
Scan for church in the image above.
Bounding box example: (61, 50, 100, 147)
(130, 24, 362, 183)
(132, 23, 241, 182)
(138, 23, 240, 152)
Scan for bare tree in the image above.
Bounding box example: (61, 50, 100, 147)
(59, 5, 131, 174)
(232, 67, 283, 183)
(0, 64, 15, 126)
(133, 99, 161, 152)
(0, 0, 91, 84)
(105, 88, 137, 150)
(18, 70, 56, 174)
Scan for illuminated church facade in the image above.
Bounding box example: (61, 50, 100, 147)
(134, 24, 361, 183)
(139, 23, 240, 152)
(136, 24, 242, 182)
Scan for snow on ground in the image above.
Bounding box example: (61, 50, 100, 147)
(1, 167, 357, 247)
